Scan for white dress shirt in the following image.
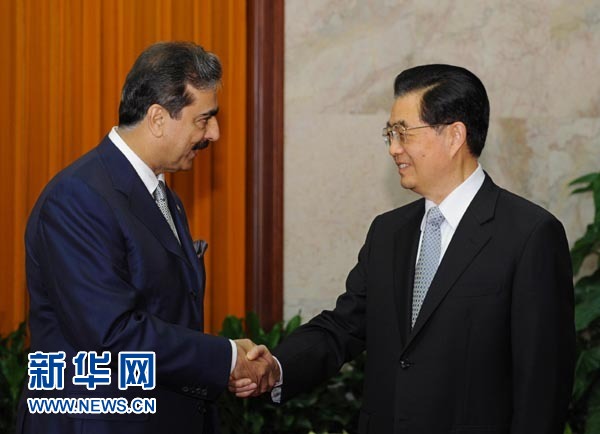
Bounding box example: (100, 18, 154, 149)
(417, 164, 485, 265)
(109, 127, 164, 195)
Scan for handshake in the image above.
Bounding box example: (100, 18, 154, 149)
(230, 339, 281, 398)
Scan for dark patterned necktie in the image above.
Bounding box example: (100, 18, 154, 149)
(153, 180, 180, 244)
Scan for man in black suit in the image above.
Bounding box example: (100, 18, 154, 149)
(234, 64, 575, 434)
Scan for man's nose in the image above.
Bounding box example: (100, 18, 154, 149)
(205, 117, 220, 142)
(388, 138, 404, 157)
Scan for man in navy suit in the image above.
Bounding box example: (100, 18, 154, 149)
(235, 64, 575, 434)
(18, 41, 278, 434)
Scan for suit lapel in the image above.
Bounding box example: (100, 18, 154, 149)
(128, 181, 190, 264)
(166, 188, 195, 266)
(402, 175, 499, 352)
(392, 200, 424, 345)
(166, 187, 203, 297)
(96, 137, 189, 265)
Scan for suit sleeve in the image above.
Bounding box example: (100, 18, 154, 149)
(272, 217, 377, 402)
(510, 215, 575, 434)
(32, 177, 231, 400)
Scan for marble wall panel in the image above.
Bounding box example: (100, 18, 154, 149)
(284, 0, 600, 320)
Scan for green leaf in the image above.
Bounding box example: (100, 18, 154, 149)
(219, 315, 244, 339)
(569, 173, 600, 187)
(284, 314, 302, 337)
(572, 187, 593, 195)
(593, 176, 600, 225)
(571, 173, 600, 226)
(245, 312, 264, 342)
(0, 356, 27, 403)
(264, 322, 283, 349)
(574, 269, 600, 301)
(571, 224, 600, 275)
(296, 415, 313, 430)
(0, 321, 29, 430)
(573, 347, 600, 402)
(587, 410, 600, 434)
(575, 287, 600, 331)
(584, 381, 600, 434)
(246, 410, 264, 434)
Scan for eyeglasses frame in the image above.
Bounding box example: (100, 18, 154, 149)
(382, 122, 453, 147)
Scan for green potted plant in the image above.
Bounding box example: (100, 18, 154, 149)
(566, 172, 600, 434)
(218, 312, 364, 434)
(0, 322, 28, 434)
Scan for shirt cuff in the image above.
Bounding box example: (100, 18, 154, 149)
(270, 356, 283, 403)
(229, 339, 237, 374)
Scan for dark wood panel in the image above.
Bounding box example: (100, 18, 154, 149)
(246, 0, 284, 328)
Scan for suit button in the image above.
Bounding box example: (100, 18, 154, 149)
(399, 359, 411, 369)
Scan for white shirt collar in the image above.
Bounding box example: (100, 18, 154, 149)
(422, 164, 485, 231)
(108, 127, 165, 196)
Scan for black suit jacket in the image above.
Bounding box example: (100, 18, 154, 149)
(273, 175, 575, 434)
(18, 137, 231, 434)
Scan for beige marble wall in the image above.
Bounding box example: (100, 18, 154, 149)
(283, 0, 600, 320)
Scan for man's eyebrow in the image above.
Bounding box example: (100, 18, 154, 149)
(386, 120, 407, 128)
(197, 107, 219, 119)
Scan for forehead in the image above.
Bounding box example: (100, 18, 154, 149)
(185, 85, 218, 112)
(389, 91, 424, 125)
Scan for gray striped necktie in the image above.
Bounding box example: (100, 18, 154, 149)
(153, 180, 180, 244)
(411, 206, 445, 327)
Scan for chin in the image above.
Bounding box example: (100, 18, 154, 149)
(399, 178, 414, 190)
(174, 162, 193, 172)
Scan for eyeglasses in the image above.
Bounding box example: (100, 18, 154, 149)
(382, 122, 451, 146)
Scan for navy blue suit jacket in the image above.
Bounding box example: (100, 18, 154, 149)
(18, 136, 231, 434)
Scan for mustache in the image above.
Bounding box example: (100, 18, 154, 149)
(192, 139, 210, 151)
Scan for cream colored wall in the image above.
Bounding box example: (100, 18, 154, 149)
(283, 0, 600, 320)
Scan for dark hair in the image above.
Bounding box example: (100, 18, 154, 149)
(118, 41, 222, 127)
(393, 64, 489, 156)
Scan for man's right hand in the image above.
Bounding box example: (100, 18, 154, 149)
(230, 339, 280, 398)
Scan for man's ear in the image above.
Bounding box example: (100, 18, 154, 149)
(447, 121, 467, 157)
(146, 104, 166, 137)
